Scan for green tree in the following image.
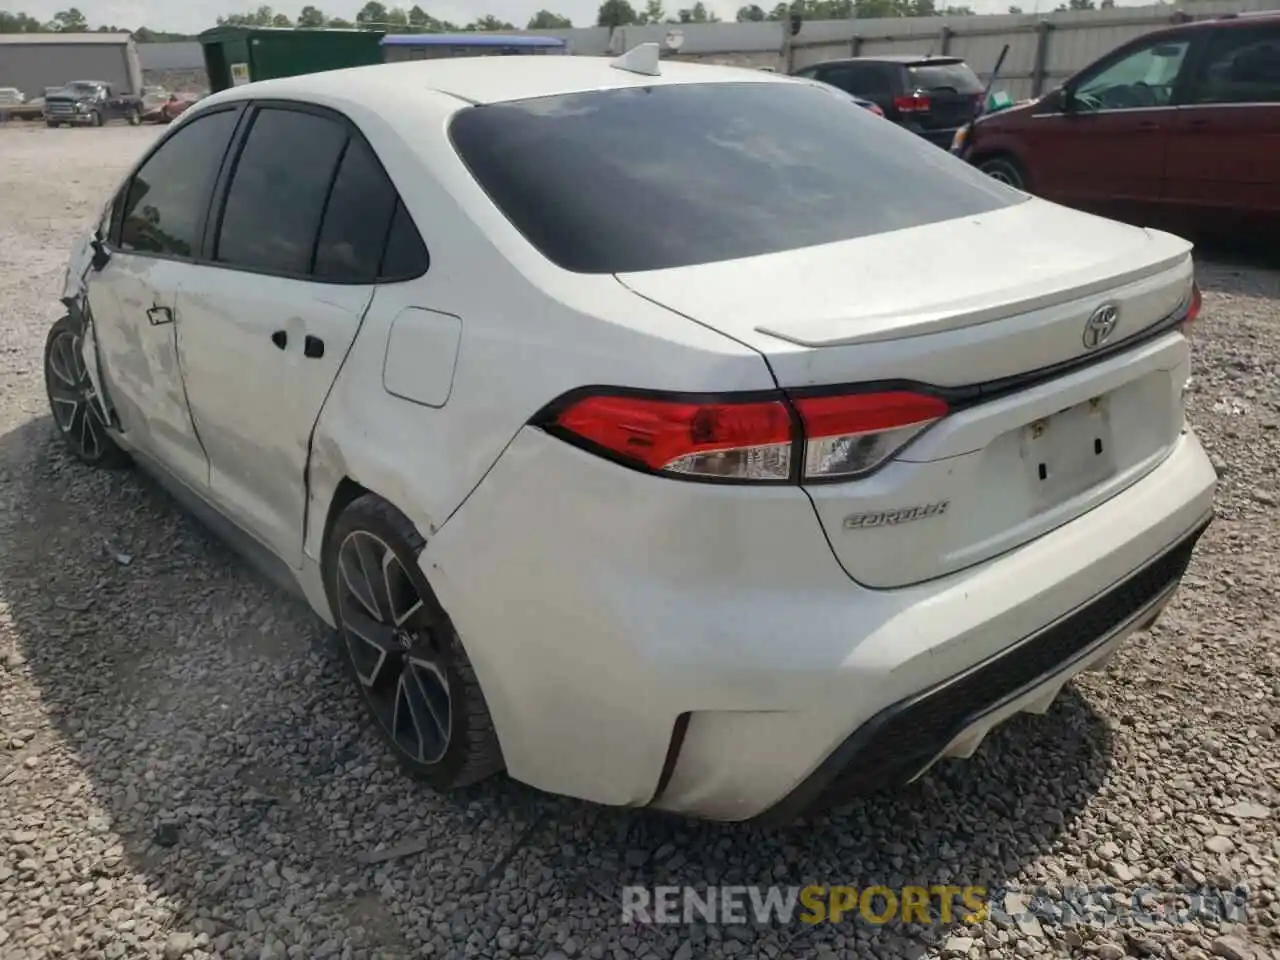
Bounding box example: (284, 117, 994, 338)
(736, 3, 766, 19)
(1007, 4, 1022, 10)
(217, 6, 279, 26)
(527, 8, 572, 26)
(467, 13, 515, 29)
(386, 6, 410, 27)
(677, 0, 718, 20)
(327, 16, 355, 26)
(297, 4, 327, 26)
(52, 7, 89, 31)
(597, 0, 640, 26)
(639, 0, 668, 22)
(356, 1, 389, 27)
(271, 11, 293, 25)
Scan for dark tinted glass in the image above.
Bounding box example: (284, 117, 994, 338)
(314, 137, 398, 282)
(820, 63, 891, 97)
(378, 200, 430, 280)
(907, 62, 983, 94)
(119, 109, 238, 258)
(216, 108, 347, 275)
(817, 65, 857, 93)
(1190, 26, 1280, 104)
(449, 82, 1023, 274)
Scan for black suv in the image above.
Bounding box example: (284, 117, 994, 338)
(793, 55, 984, 148)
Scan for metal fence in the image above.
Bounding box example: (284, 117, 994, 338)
(135, 0, 1280, 98)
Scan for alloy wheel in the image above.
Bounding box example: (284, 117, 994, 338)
(46, 328, 106, 461)
(336, 530, 453, 765)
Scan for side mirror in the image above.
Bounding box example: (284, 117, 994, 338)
(90, 236, 111, 272)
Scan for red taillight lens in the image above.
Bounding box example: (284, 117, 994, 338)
(792, 391, 950, 480)
(552, 394, 795, 481)
(1182, 282, 1202, 330)
(545, 388, 949, 484)
(893, 94, 931, 113)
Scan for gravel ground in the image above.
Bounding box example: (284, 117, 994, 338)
(1, 123, 1278, 960)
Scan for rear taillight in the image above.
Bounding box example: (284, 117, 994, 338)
(893, 93, 931, 113)
(542, 388, 949, 484)
(791, 391, 950, 481)
(1182, 282, 1202, 331)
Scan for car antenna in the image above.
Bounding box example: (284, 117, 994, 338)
(610, 42, 662, 77)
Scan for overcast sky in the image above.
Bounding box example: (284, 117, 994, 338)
(12, 0, 1101, 34)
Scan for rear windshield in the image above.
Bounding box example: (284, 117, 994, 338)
(906, 62, 983, 93)
(448, 81, 1024, 274)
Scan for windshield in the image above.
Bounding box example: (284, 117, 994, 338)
(449, 81, 1024, 274)
(906, 62, 983, 94)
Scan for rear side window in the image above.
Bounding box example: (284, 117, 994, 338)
(214, 105, 428, 282)
(449, 81, 1023, 274)
(379, 200, 430, 280)
(216, 107, 347, 275)
(118, 109, 239, 258)
(313, 137, 399, 282)
(906, 61, 983, 94)
(1188, 25, 1280, 104)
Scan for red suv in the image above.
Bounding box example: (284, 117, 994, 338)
(953, 12, 1280, 235)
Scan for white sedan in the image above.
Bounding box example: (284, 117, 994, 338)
(47, 46, 1216, 822)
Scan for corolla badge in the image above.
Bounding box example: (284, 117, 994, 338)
(1082, 304, 1119, 350)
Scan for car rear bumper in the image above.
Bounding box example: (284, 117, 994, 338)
(754, 514, 1205, 824)
(423, 425, 1216, 821)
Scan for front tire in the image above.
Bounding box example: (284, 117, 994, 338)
(978, 154, 1027, 191)
(43, 314, 130, 469)
(324, 494, 504, 791)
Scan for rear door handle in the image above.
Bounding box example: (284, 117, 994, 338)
(303, 335, 324, 359)
(1136, 120, 1161, 131)
(271, 330, 287, 350)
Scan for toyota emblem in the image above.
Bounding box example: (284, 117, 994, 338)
(1082, 304, 1119, 350)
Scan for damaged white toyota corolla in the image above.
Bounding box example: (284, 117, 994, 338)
(47, 47, 1215, 823)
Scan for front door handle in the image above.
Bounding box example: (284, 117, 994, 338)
(271, 330, 287, 350)
(303, 335, 324, 359)
(1136, 120, 1160, 131)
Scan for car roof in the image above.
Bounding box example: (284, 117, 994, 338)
(200, 54, 792, 110)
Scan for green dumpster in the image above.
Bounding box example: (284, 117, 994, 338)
(198, 27, 386, 93)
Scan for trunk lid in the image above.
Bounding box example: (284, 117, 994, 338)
(904, 59, 984, 130)
(617, 199, 1196, 588)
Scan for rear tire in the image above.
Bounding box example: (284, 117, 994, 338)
(324, 494, 504, 791)
(43, 314, 130, 469)
(46, 120, 60, 128)
(977, 154, 1027, 191)
(90, 110, 104, 127)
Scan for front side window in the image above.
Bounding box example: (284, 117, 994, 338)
(1188, 26, 1280, 105)
(215, 107, 347, 275)
(449, 81, 1024, 274)
(118, 109, 239, 258)
(1073, 39, 1191, 111)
